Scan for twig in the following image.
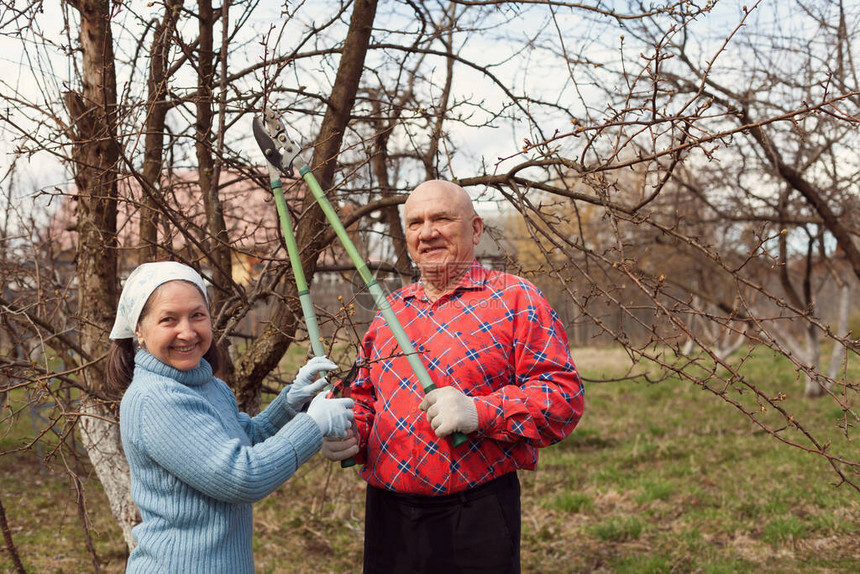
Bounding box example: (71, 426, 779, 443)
(0, 492, 26, 574)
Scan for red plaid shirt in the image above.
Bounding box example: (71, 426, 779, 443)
(349, 261, 584, 495)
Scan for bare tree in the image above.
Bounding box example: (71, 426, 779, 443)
(1, 0, 859, 566)
(455, 0, 860, 483)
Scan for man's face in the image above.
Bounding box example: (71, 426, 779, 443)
(403, 182, 482, 283)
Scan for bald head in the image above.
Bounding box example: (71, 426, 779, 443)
(406, 180, 476, 217)
(403, 180, 483, 299)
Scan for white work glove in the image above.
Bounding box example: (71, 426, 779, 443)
(285, 356, 338, 410)
(321, 428, 360, 462)
(419, 386, 479, 438)
(307, 392, 355, 438)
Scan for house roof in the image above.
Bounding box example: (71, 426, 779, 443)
(46, 169, 301, 257)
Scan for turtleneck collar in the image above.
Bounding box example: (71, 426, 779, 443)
(134, 350, 213, 387)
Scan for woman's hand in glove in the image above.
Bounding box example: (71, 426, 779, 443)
(307, 393, 355, 438)
(285, 356, 338, 409)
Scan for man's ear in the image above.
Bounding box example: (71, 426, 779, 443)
(472, 215, 484, 245)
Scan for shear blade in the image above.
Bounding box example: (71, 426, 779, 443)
(253, 112, 300, 176)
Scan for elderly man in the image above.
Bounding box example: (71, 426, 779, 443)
(324, 180, 584, 573)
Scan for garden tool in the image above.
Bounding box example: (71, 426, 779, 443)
(252, 108, 468, 448)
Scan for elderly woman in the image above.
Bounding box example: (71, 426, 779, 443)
(106, 261, 353, 573)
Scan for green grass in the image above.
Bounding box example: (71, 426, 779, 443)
(587, 515, 645, 542)
(2, 346, 859, 573)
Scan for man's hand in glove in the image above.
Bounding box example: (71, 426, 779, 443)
(419, 386, 478, 438)
(307, 393, 354, 438)
(285, 356, 338, 409)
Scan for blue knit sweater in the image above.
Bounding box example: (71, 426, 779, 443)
(120, 351, 322, 573)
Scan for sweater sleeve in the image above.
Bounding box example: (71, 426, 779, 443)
(137, 382, 322, 504)
(234, 387, 297, 444)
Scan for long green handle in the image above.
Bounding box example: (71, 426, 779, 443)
(294, 159, 468, 448)
(268, 164, 325, 358)
(267, 163, 358, 467)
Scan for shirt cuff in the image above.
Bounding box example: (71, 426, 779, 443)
(473, 396, 502, 435)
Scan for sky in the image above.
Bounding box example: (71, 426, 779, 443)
(0, 0, 794, 226)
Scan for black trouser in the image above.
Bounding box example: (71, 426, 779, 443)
(363, 472, 521, 574)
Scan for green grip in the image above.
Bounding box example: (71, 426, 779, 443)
(451, 432, 468, 447)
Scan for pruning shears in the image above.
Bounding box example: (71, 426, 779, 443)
(253, 108, 469, 449)
(252, 109, 303, 178)
(254, 109, 358, 467)
(330, 360, 359, 401)
(253, 111, 325, 358)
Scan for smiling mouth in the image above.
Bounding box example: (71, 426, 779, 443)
(172, 345, 197, 353)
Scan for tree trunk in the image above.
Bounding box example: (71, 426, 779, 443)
(68, 0, 139, 550)
(299, 0, 379, 257)
(197, 0, 233, 310)
(803, 323, 824, 397)
(0, 491, 26, 573)
(826, 280, 850, 381)
(79, 401, 140, 550)
(138, 0, 181, 265)
(232, 0, 379, 412)
(370, 96, 412, 285)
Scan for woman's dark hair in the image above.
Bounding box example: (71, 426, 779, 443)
(103, 281, 222, 397)
(104, 338, 136, 398)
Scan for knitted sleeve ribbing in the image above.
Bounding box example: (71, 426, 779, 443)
(138, 382, 322, 504)
(218, 380, 297, 443)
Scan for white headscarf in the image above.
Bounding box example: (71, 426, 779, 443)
(109, 262, 209, 340)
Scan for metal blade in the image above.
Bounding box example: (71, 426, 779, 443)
(253, 110, 303, 176)
(262, 110, 302, 176)
(252, 115, 284, 169)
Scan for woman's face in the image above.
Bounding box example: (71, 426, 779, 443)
(135, 280, 212, 371)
